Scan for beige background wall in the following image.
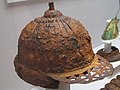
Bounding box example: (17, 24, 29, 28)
(0, 0, 119, 90)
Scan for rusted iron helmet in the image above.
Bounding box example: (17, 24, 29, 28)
(14, 2, 114, 89)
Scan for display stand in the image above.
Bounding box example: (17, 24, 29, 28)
(97, 19, 120, 62)
(46, 82, 70, 90)
(104, 43, 112, 53)
(101, 19, 120, 53)
(30, 82, 70, 90)
(30, 87, 41, 90)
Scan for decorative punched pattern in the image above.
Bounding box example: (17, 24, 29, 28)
(48, 55, 114, 84)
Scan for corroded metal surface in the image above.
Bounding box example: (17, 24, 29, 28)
(14, 2, 114, 89)
(100, 75, 120, 90)
(18, 5, 94, 74)
(14, 55, 59, 89)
